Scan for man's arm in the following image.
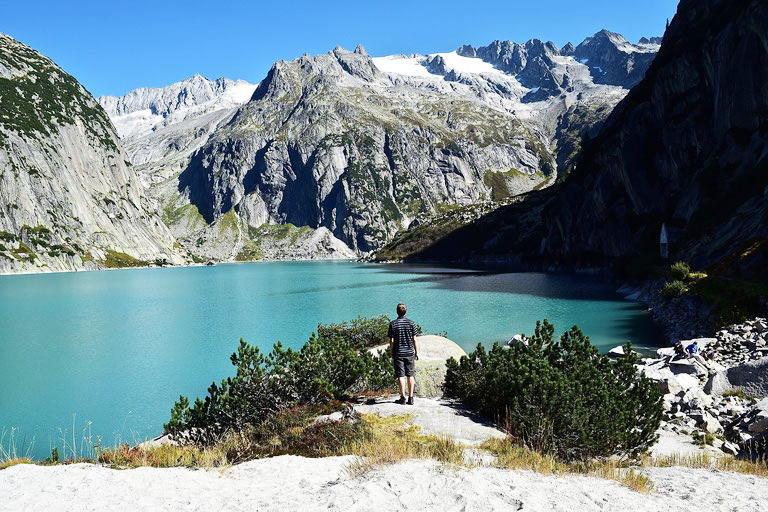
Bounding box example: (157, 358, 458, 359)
(413, 335, 418, 360)
(389, 337, 394, 356)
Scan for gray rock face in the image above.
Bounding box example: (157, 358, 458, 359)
(379, 0, 767, 271)
(572, 29, 659, 88)
(542, 0, 768, 266)
(107, 33, 654, 258)
(457, 30, 659, 100)
(0, 33, 184, 273)
(705, 359, 768, 398)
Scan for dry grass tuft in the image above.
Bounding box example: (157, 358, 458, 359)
(0, 458, 33, 470)
(345, 414, 466, 477)
(481, 438, 654, 493)
(98, 443, 229, 470)
(641, 452, 768, 477)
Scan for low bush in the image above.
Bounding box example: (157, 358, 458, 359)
(443, 320, 663, 461)
(669, 261, 691, 281)
(317, 315, 422, 351)
(660, 279, 687, 299)
(165, 319, 394, 444)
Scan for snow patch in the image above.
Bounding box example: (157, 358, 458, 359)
(372, 51, 504, 78)
(429, 51, 503, 75)
(371, 55, 435, 78)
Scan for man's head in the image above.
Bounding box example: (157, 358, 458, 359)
(396, 302, 407, 316)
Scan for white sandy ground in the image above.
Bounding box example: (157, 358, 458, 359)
(2, 397, 767, 511)
(2, 455, 767, 512)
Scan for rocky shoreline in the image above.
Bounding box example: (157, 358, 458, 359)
(617, 279, 713, 344)
(636, 318, 768, 459)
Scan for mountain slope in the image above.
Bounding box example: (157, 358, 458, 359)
(543, 0, 768, 267)
(0, 33, 185, 273)
(375, 0, 768, 275)
(103, 32, 657, 259)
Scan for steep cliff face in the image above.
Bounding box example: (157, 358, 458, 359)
(0, 33, 185, 273)
(544, 0, 768, 267)
(376, 0, 768, 270)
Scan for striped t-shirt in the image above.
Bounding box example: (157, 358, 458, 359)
(388, 316, 417, 357)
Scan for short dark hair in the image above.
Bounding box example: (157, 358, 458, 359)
(396, 303, 407, 316)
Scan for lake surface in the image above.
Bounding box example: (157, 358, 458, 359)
(0, 261, 661, 460)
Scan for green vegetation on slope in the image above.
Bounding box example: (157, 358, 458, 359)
(0, 35, 117, 150)
(102, 250, 149, 269)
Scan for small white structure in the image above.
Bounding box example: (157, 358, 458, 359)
(660, 223, 669, 260)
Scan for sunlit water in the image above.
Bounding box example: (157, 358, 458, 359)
(0, 261, 661, 460)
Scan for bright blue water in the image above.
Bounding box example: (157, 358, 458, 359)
(0, 261, 660, 460)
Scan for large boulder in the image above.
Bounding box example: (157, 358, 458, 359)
(369, 335, 467, 397)
(703, 359, 768, 397)
(747, 398, 768, 434)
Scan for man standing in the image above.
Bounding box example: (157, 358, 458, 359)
(388, 302, 419, 405)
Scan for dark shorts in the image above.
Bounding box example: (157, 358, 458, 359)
(394, 356, 415, 378)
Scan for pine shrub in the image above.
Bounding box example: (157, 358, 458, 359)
(317, 315, 421, 350)
(443, 320, 662, 461)
(669, 261, 691, 281)
(660, 279, 687, 299)
(165, 320, 394, 444)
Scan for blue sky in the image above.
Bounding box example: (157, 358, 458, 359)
(2, 0, 679, 97)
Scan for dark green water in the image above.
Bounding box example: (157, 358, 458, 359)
(0, 261, 660, 460)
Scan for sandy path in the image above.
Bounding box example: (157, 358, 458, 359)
(2, 455, 767, 512)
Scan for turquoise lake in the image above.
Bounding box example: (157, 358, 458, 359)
(0, 261, 661, 460)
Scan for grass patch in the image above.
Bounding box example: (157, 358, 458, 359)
(345, 414, 466, 477)
(235, 244, 264, 261)
(162, 203, 205, 228)
(482, 438, 654, 493)
(482, 169, 538, 201)
(0, 458, 33, 470)
(692, 430, 716, 447)
(98, 442, 230, 470)
(103, 250, 149, 268)
(641, 451, 768, 478)
(722, 388, 757, 400)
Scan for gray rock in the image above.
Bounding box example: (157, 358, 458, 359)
(0, 33, 185, 273)
(705, 359, 768, 398)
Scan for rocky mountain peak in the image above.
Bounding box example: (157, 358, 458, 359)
(98, 74, 256, 139)
(560, 42, 576, 56)
(638, 36, 663, 45)
(332, 45, 382, 82)
(97, 30, 662, 262)
(573, 28, 660, 88)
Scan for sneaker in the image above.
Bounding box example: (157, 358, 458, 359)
(395, 396, 406, 405)
(407, 396, 414, 405)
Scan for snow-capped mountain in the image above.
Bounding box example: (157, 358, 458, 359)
(98, 30, 660, 259)
(98, 74, 256, 140)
